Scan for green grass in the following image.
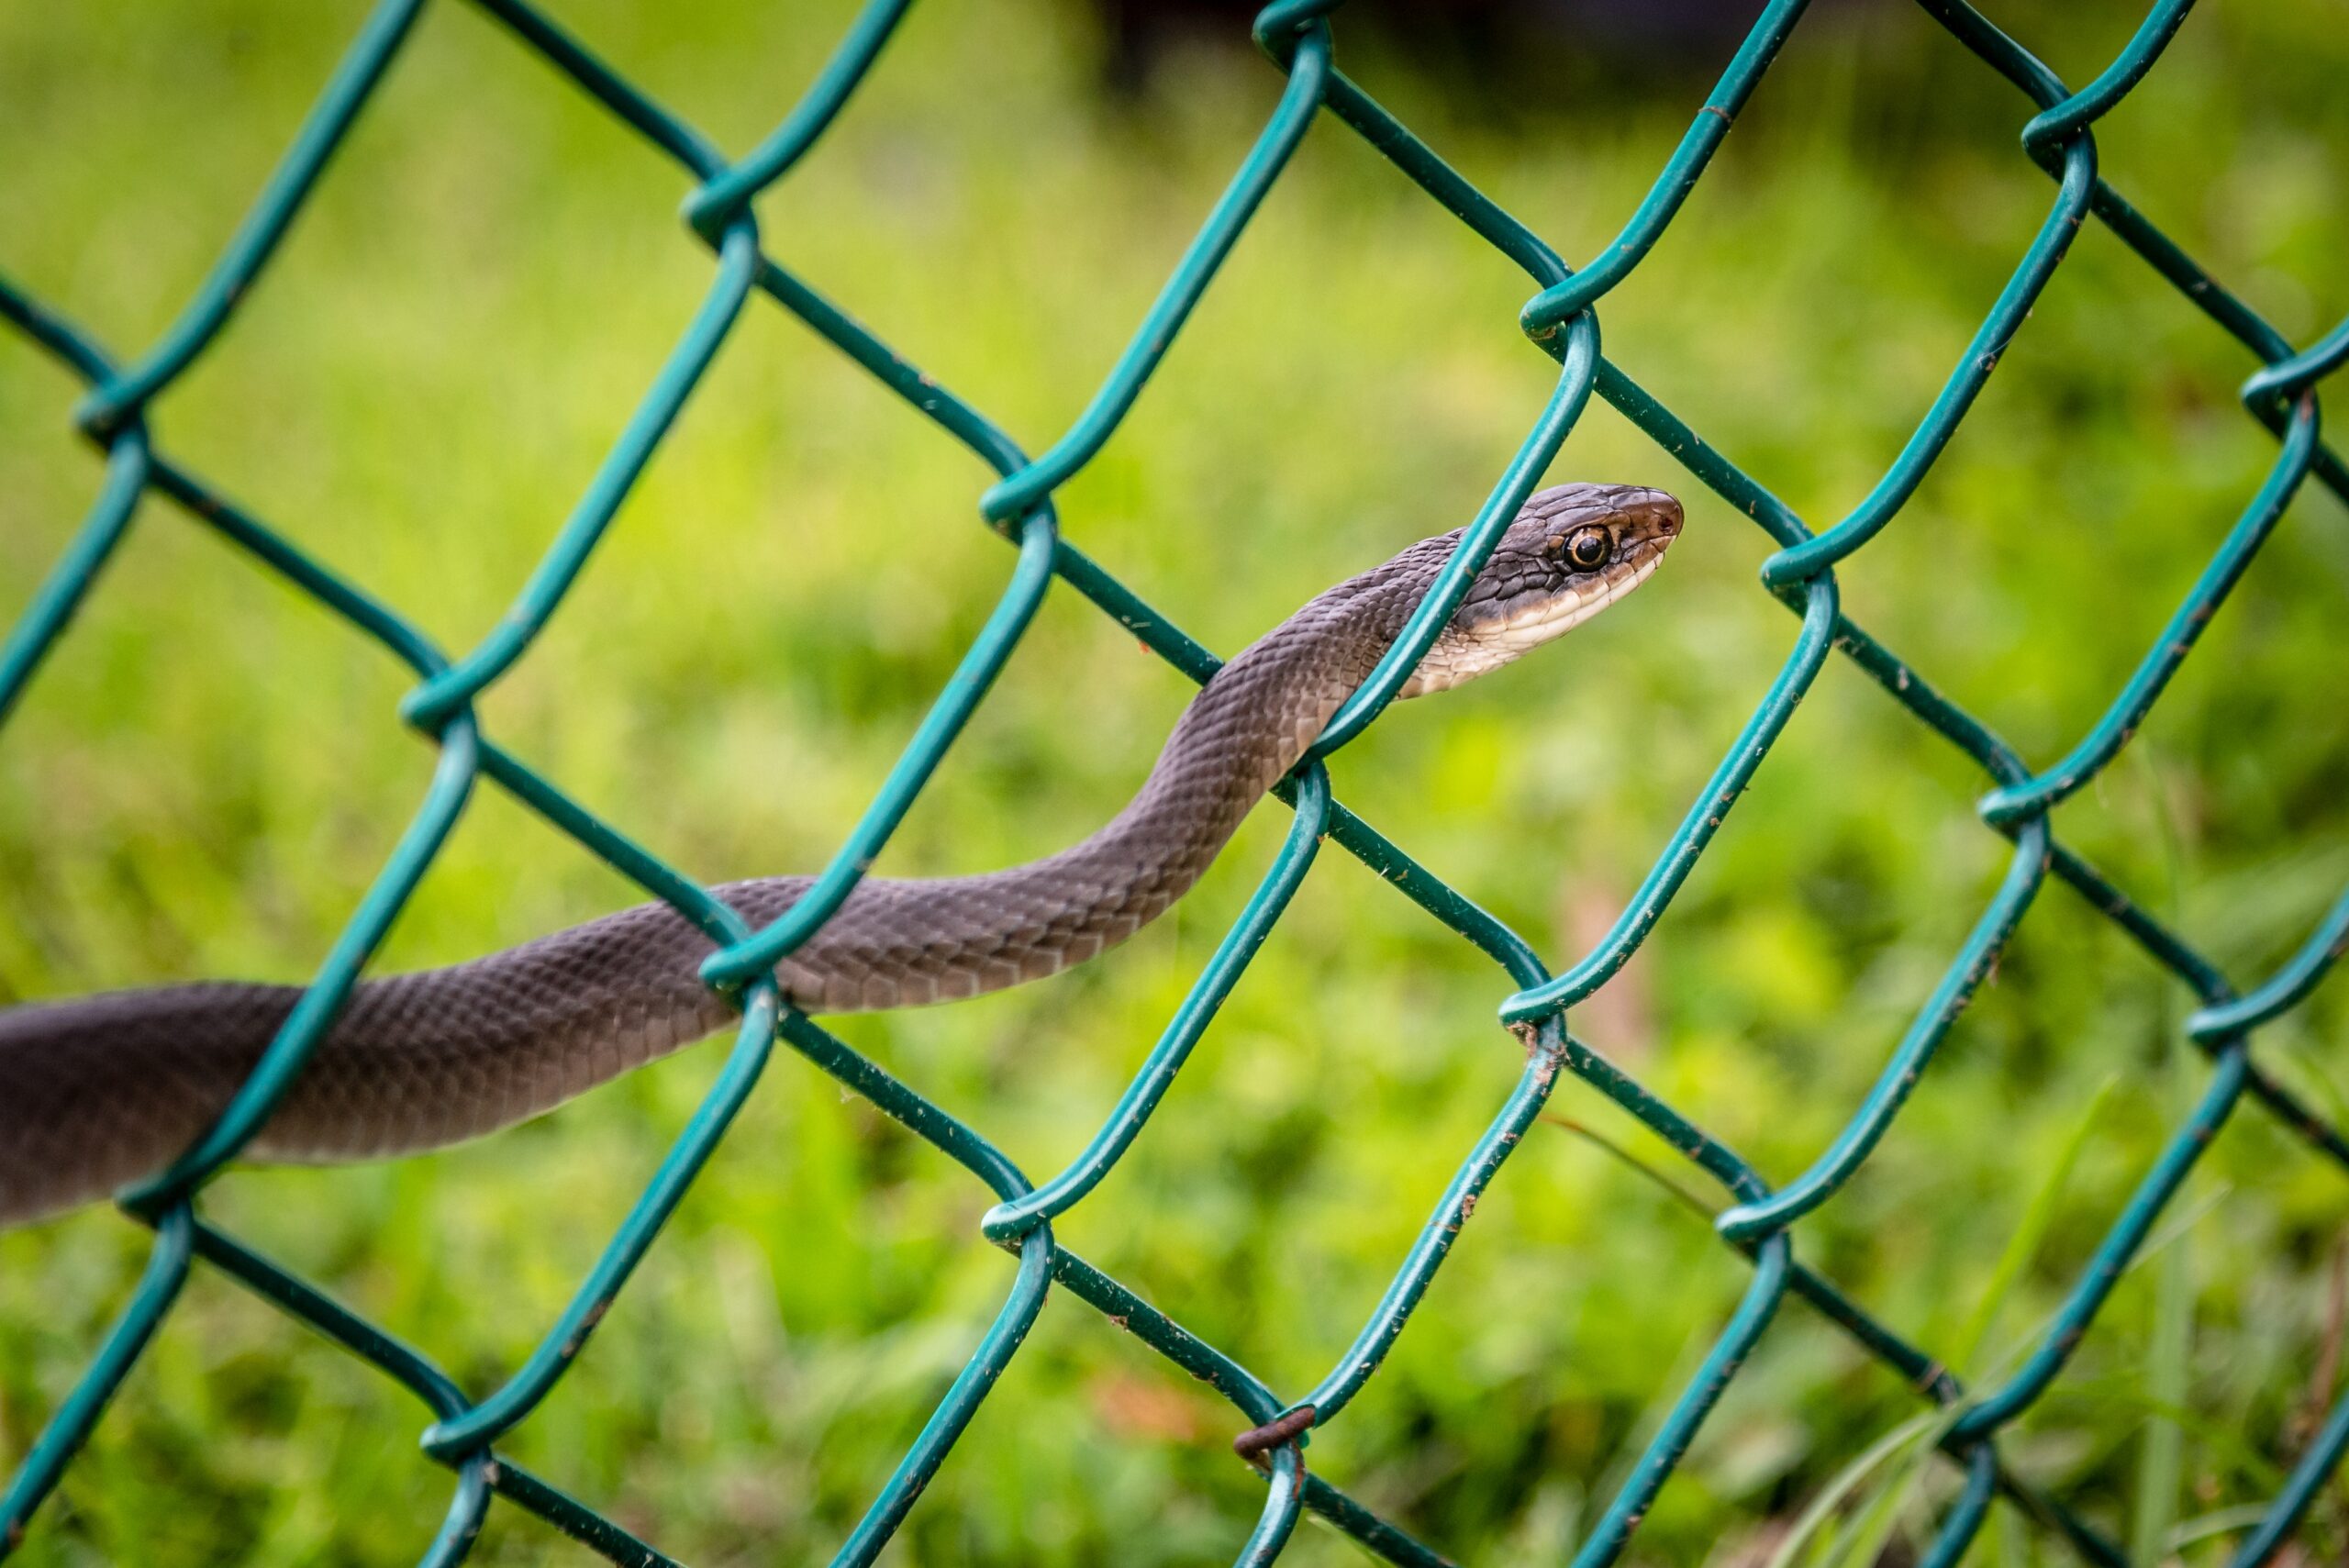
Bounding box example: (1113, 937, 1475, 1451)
(1, 0, 2345, 1563)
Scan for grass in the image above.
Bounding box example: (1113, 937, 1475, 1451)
(0, 0, 2346, 1563)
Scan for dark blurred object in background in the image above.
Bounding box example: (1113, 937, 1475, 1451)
(1093, 0, 1785, 104)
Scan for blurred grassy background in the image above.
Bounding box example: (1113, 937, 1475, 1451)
(1, 0, 2345, 1562)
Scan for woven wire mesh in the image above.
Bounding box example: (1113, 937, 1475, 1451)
(3, 0, 2346, 1562)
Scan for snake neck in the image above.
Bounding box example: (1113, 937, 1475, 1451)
(763, 557, 1421, 1012)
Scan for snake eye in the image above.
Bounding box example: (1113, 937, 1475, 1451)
(1564, 526, 1609, 570)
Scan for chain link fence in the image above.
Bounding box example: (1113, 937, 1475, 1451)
(3, 0, 2345, 1562)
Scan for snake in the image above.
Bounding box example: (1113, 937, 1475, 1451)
(0, 483, 1681, 1228)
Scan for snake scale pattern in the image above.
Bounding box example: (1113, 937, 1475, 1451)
(0, 484, 1681, 1226)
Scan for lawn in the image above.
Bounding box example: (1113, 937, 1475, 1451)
(0, 0, 2345, 1563)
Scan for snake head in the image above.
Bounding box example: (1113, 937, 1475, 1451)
(1403, 483, 1684, 696)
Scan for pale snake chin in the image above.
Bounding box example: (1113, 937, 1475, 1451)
(0, 483, 1682, 1228)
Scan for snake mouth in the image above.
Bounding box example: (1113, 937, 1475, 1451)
(1402, 486, 1681, 696)
(1467, 545, 1667, 640)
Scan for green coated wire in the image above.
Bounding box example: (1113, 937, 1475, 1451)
(2, 0, 2346, 1564)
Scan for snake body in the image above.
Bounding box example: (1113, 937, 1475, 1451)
(0, 484, 1681, 1227)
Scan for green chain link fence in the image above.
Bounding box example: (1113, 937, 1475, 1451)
(3, 0, 2346, 1562)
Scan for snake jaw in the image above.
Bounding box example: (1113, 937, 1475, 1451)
(1400, 484, 1681, 697)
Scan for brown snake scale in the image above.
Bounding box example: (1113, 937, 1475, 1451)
(0, 484, 1681, 1226)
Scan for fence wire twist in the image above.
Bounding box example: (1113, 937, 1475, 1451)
(3, 0, 2347, 1562)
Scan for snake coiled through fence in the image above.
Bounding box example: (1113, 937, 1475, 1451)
(0, 484, 1681, 1227)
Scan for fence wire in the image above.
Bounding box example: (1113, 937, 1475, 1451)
(3, 0, 2346, 1562)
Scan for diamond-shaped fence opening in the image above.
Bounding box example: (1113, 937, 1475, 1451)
(2, 0, 2346, 1563)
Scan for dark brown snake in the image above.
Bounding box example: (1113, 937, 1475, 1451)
(0, 484, 1681, 1227)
